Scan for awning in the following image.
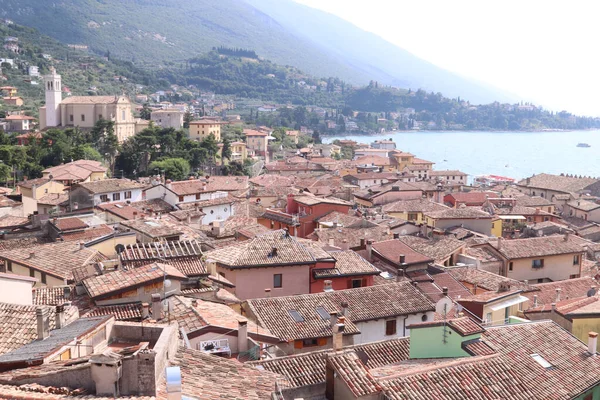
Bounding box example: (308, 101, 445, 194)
(489, 295, 529, 311)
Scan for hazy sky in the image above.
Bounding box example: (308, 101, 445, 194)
(296, 0, 599, 116)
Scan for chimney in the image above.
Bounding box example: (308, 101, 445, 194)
(165, 366, 182, 400)
(132, 211, 138, 220)
(191, 298, 198, 307)
(330, 311, 338, 328)
(79, 242, 85, 250)
(328, 238, 335, 247)
(55, 305, 66, 329)
(29, 251, 35, 259)
(366, 240, 373, 261)
(524, 280, 528, 286)
(497, 237, 502, 251)
(564, 232, 569, 242)
(473, 283, 478, 294)
(205, 259, 217, 276)
(360, 238, 365, 248)
(341, 301, 349, 317)
(333, 316, 345, 351)
(533, 295, 538, 308)
(588, 332, 598, 355)
(399, 254, 406, 265)
(324, 280, 333, 292)
(442, 287, 449, 297)
(264, 288, 271, 298)
(393, 233, 400, 239)
(151, 293, 164, 320)
(36, 307, 50, 340)
(90, 354, 123, 397)
(555, 288, 562, 303)
(165, 179, 173, 190)
(341, 239, 349, 251)
(551, 303, 556, 312)
(141, 303, 150, 319)
(238, 320, 249, 353)
(186, 214, 192, 224)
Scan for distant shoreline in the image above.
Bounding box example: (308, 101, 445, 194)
(320, 128, 593, 137)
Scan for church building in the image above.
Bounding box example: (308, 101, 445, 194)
(39, 68, 136, 142)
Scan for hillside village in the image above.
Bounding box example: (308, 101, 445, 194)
(2, 19, 600, 400)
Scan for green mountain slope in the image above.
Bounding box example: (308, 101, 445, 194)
(0, 0, 510, 104)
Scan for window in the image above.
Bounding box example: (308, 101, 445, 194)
(112, 193, 120, 201)
(421, 314, 428, 322)
(98, 114, 102, 120)
(69, 114, 73, 122)
(45, 188, 48, 193)
(274, 274, 282, 288)
(122, 110, 126, 120)
(288, 310, 304, 322)
(100, 194, 109, 202)
(81, 114, 85, 122)
(7, 262, 11, 272)
(351, 279, 362, 288)
(30, 268, 35, 277)
(210, 210, 214, 214)
(385, 319, 397, 336)
(179, 196, 184, 202)
(302, 338, 319, 347)
(574, 255, 580, 265)
(224, 207, 228, 212)
(408, 213, 418, 221)
(196, 193, 201, 200)
(531, 353, 553, 369)
(570, 274, 580, 279)
(532, 259, 544, 269)
(41, 273, 47, 284)
(316, 306, 330, 320)
(485, 312, 492, 323)
(509, 262, 513, 271)
(124, 191, 132, 199)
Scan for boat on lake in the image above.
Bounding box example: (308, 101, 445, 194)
(577, 143, 591, 148)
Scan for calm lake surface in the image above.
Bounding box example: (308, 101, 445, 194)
(324, 130, 600, 181)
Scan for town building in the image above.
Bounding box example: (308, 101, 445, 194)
(188, 118, 224, 142)
(424, 206, 493, 236)
(429, 169, 468, 186)
(39, 68, 137, 142)
(517, 173, 600, 200)
(150, 109, 184, 129)
(17, 178, 66, 217)
(69, 179, 146, 209)
(244, 129, 269, 159)
(42, 160, 107, 186)
(383, 198, 449, 223)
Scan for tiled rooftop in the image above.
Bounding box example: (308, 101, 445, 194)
(82, 262, 186, 299)
(328, 351, 380, 397)
(75, 178, 146, 194)
(119, 241, 206, 277)
(383, 198, 449, 213)
(51, 217, 90, 232)
(0, 303, 59, 355)
(206, 230, 317, 268)
(425, 207, 492, 219)
(397, 236, 465, 264)
(120, 218, 183, 238)
(525, 277, 598, 307)
(247, 282, 434, 340)
(372, 239, 433, 266)
(313, 251, 379, 278)
(490, 235, 583, 259)
(0, 241, 105, 280)
(444, 266, 533, 292)
(518, 173, 598, 193)
(162, 347, 278, 400)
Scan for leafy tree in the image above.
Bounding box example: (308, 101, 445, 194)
(200, 134, 219, 162)
(221, 161, 246, 176)
(183, 111, 193, 128)
(140, 103, 152, 120)
(221, 138, 232, 161)
(149, 158, 190, 181)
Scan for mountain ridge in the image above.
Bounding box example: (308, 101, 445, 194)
(0, 0, 510, 104)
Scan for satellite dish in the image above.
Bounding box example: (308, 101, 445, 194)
(435, 297, 453, 315)
(115, 244, 125, 254)
(537, 230, 543, 237)
(164, 279, 172, 288)
(355, 349, 370, 366)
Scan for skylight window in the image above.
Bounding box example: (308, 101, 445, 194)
(145, 221, 160, 227)
(288, 310, 304, 322)
(531, 353, 553, 369)
(316, 306, 330, 320)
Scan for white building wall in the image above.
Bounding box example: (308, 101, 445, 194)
(353, 311, 434, 344)
(201, 204, 234, 225)
(0, 276, 34, 305)
(93, 189, 143, 205)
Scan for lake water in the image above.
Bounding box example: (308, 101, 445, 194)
(324, 130, 600, 181)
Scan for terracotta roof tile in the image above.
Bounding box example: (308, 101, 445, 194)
(75, 178, 145, 194)
(247, 282, 433, 340)
(518, 173, 598, 193)
(490, 236, 583, 259)
(372, 239, 433, 266)
(119, 241, 206, 277)
(397, 236, 465, 265)
(383, 198, 449, 213)
(82, 262, 186, 299)
(328, 351, 381, 397)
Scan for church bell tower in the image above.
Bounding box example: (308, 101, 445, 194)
(43, 67, 62, 127)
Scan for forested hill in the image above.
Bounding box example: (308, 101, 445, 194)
(0, 0, 509, 104)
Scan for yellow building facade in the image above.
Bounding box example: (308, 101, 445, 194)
(189, 119, 223, 142)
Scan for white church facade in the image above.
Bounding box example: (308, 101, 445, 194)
(39, 68, 137, 142)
